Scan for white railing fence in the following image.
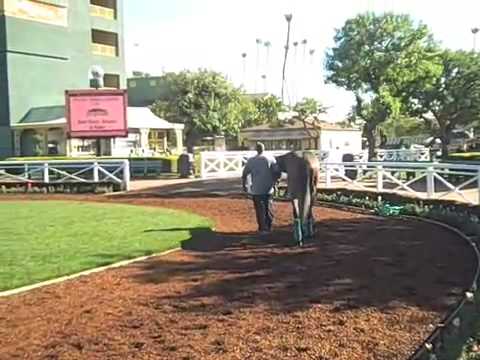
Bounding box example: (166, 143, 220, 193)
(200, 149, 432, 180)
(375, 149, 432, 162)
(200, 151, 480, 205)
(0, 160, 130, 191)
(353, 149, 433, 163)
(323, 162, 480, 205)
(200, 150, 329, 179)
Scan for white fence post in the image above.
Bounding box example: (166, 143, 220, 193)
(426, 166, 435, 199)
(376, 165, 383, 192)
(325, 165, 332, 187)
(43, 163, 49, 183)
(93, 162, 99, 182)
(122, 160, 130, 191)
(200, 152, 206, 179)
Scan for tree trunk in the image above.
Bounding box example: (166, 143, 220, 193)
(440, 136, 450, 160)
(365, 128, 376, 161)
(185, 128, 196, 154)
(440, 125, 450, 160)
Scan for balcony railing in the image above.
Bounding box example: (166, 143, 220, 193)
(91, 43, 117, 57)
(89, 4, 115, 20)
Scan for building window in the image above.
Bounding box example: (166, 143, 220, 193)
(2, 0, 68, 27)
(104, 74, 120, 89)
(129, 80, 137, 88)
(148, 131, 165, 153)
(149, 80, 157, 87)
(90, 0, 117, 19)
(91, 29, 119, 57)
(286, 139, 302, 150)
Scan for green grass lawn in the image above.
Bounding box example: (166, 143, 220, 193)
(0, 201, 212, 291)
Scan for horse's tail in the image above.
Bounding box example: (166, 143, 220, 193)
(300, 165, 319, 222)
(298, 166, 312, 223)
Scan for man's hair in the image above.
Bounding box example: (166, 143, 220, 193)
(256, 142, 265, 154)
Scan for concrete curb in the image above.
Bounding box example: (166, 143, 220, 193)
(0, 247, 181, 298)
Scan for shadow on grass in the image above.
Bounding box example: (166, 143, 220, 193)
(130, 216, 476, 316)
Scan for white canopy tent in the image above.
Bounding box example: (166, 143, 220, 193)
(12, 107, 184, 157)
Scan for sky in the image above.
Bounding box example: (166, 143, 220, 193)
(124, 0, 480, 121)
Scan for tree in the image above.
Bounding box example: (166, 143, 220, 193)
(293, 97, 327, 118)
(403, 50, 480, 158)
(251, 95, 285, 126)
(292, 97, 328, 140)
(150, 70, 245, 152)
(380, 115, 428, 140)
(325, 13, 441, 159)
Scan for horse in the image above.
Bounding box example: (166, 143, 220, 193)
(275, 151, 320, 246)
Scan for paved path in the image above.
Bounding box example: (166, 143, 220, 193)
(129, 176, 479, 204)
(128, 177, 243, 197)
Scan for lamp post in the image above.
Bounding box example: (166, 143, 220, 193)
(472, 28, 479, 52)
(281, 14, 293, 104)
(88, 65, 105, 156)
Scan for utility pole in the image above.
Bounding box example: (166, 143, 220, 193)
(281, 14, 293, 104)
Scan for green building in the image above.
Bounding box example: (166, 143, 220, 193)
(127, 76, 171, 107)
(0, 0, 125, 157)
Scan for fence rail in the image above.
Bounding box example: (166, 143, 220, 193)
(323, 161, 480, 205)
(200, 150, 329, 179)
(200, 151, 480, 205)
(0, 160, 130, 191)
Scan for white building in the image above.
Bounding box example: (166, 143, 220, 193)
(239, 118, 362, 160)
(11, 106, 184, 157)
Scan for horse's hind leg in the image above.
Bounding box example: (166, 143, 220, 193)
(292, 199, 303, 246)
(306, 202, 315, 239)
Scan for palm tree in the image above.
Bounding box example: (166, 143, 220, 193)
(264, 41, 271, 68)
(255, 38, 263, 92)
(292, 41, 299, 103)
(473, 28, 479, 52)
(241, 52, 247, 88)
(261, 74, 267, 93)
(309, 49, 315, 64)
(301, 39, 308, 64)
(281, 14, 293, 103)
(263, 41, 271, 93)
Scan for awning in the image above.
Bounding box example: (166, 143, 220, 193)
(12, 106, 184, 130)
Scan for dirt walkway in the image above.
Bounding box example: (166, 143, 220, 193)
(0, 195, 476, 359)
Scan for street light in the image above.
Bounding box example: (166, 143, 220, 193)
(282, 14, 293, 103)
(472, 28, 479, 52)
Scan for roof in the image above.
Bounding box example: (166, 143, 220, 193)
(19, 106, 66, 124)
(241, 119, 360, 133)
(13, 106, 184, 130)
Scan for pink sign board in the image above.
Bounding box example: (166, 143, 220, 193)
(66, 90, 128, 138)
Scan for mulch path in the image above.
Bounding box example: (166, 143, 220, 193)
(0, 194, 476, 360)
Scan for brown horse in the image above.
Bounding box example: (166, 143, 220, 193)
(275, 151, 320, 246)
